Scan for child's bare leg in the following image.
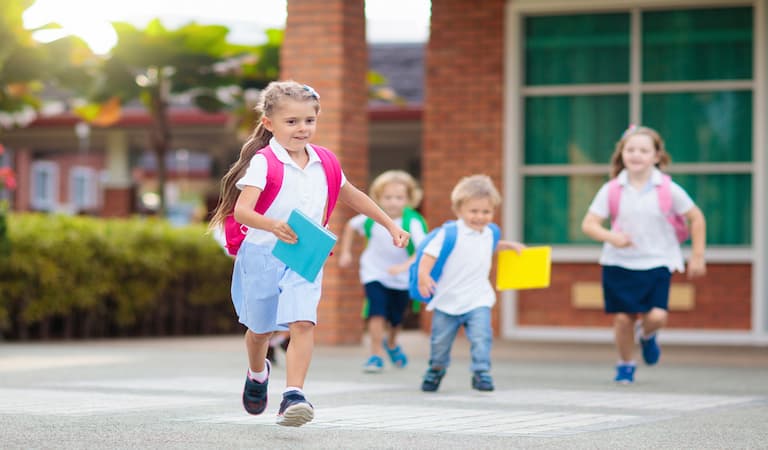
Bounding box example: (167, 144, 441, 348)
(639, 307, 667, 336)
(286, 321, 314, 389)
(613, 313, 637, 361)
(368, 316, 386, 356)
(387, 324, 401, 348)
(245, 329, 272, 371)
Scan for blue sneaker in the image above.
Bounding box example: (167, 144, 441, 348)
(614, 363, 636, 384)
(640, 334, 661, 365)
(363, 355, 384, 373)
(421, 367, 446, 392)
(471, 371, 495, 391)
(383, 339, 408, 368)
(242, 359, 270, 415)
(276, 390, 314, 427)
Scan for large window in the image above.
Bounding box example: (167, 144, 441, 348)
(522, 6, 753, 246)
(31, 161, 58, 211)
(69, 166, 99, 211)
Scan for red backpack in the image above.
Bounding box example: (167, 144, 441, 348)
(223, 144, 342, 256)
(607, 174, 690, 243)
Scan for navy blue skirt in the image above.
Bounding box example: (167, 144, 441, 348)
(602, 265, 671, 314)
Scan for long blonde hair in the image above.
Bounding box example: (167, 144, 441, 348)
(609, 125, 671, 178)
(209, 81, 321, 229)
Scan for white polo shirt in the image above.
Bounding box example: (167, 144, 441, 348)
(348, 213, 428, 290)
(422, 220, 496, 315)
(236, 138, 347, 247)
(587, 168, 695, 272)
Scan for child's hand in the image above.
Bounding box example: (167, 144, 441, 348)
(607, 231, 632, 248)
(389, 226, 410, 249)
(498, 240, 526, 253)
(338, 251, 353, 268)
(418, 274, 436, 298)
(271, 220, 297, 244)
(687, 254, 706, 279)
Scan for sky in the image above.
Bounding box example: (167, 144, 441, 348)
(23, 0, 431, 54)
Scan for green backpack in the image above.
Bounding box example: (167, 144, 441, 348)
(361, 206, 428, 317)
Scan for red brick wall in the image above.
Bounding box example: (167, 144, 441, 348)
(518, 263, 752, 330)
(421, 0, 506, 332)
(282, 0, 368, 344)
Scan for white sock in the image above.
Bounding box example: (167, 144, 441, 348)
(618, 360, 636, 366)
(283, 387, 304, 396)
(248, 367, 268, 383)
(642, 332, 657, 341)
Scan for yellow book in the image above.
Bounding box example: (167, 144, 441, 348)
(496, 246, 552, 290)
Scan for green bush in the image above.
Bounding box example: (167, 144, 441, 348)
(0, 213, 237, 340)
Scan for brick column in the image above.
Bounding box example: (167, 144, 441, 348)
(282, 0, 368, 345)
(422, 0, 506, 332)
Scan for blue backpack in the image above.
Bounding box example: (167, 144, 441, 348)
(408, 221, 501, 303)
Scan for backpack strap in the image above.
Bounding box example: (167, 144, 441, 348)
(607, 178, 622, 230)
(402, 206, 428, 256)
(656, 174, 673, 215)
(310, 144, 342, 226)
(363, 217, 375, 240)
(429, 221, 458, 283)
(254, 146, 284, 215)
(489, 223, 501, 250)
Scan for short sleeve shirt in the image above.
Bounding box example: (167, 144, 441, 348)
(236, 138, 347, 247)
(349, 213, 428, 290)
(587, 168, 695, 272)
(422, 220, 496, 315)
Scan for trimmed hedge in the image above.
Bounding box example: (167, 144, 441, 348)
(0, 213, 238, 340)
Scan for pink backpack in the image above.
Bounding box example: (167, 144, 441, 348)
(607, 174, 690, 243)
(223, 144, 342, 256)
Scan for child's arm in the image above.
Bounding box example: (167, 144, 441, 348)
(233, 185, 297, 243)
(416, 253, 438, 298)
(339, 182, 409, 248)
(497, 240, 526, 253)
(581, 212, 632, 248)
(387, 255, 416, 275)
(337, 220, 358, 268)
(685, 205, 707, 278)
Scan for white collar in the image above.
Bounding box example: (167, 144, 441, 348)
(268, 137, 320, 168)
(616, 167, 663, 186)
(456, 219, 487, 236)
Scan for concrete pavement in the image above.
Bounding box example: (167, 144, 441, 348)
(0, 332, 766, 449)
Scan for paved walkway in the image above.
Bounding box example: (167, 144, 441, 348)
(1, 332, 766, 449)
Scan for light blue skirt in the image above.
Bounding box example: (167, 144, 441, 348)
(231, 242, 322, 333)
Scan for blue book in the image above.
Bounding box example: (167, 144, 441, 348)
(271, 209, 337, 282)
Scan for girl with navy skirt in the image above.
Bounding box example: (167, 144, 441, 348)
(581, 125, 707, 384)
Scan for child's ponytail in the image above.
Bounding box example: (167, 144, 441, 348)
(209, 122, 272, 230)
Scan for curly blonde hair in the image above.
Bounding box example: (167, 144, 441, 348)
(369, 170, 423, 208)
(209, 80, 321, 230)
(450, 174, 501, 210)
(609, 125, 671, 178)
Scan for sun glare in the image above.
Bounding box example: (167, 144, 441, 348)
(24, 0, 118, 54)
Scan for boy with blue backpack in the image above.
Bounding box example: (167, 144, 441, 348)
(411, 175, 525, 392)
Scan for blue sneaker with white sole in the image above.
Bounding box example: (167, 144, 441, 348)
(363, 355, 384, 373)
(614, 363, 636, 384)
(640, 334, 661, 365)
(383, 339, 408, 368)
(276, 390, 314, 427)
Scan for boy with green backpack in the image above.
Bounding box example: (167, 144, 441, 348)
(338, 170, 428, 373)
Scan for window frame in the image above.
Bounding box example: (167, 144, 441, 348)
(30, 161, 59, 211)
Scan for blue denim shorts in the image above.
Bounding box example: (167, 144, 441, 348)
(231, 242, 322, 333)
(602, 265, 671, 314)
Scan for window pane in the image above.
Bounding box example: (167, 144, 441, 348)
(642, 91, 752, 162)
(525, 13, 629, 85)
(523, 175, 607, 244)
(674, 174, 751, 245)
(525, 174, 751, 245)
(525, 95, 628, 164)
(643, 7, 752, 81)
